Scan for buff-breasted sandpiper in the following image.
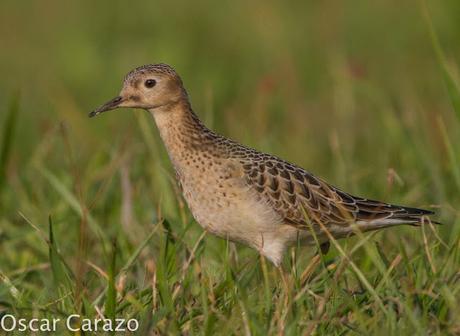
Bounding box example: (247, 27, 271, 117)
(90, 63, 436, 266)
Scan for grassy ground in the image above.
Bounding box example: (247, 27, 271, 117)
(1, 0, 460, 334)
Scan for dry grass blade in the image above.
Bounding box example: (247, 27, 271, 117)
(421, 217, 437, 274)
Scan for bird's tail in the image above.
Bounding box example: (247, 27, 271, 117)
(353, 198, 439, 230)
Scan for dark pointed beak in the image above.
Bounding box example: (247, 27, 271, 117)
(89, 96, 124, 118)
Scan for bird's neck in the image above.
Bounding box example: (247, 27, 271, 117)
(149, 99, 218, 169)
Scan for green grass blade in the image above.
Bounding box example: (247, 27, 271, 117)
(421, 0, 460, 119)
(105, 239, 117, 329)
(48, 215, 73, 292)
(92, 226, 159, 308)
(0, 92, 19, 193)
(119, 227, 158, 274)
(437, 116, 460, 190)
(156, 220, 175, 311)
(38, 166, 108, 241)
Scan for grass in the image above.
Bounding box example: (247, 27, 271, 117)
(1, 0, 460, 334)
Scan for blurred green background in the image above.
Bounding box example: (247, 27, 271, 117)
(1, 0, 460, 334)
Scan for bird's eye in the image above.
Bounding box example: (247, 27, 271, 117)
(144, 79, 157, 88)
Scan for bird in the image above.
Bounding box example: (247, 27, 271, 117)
(89, 63, 436, 266)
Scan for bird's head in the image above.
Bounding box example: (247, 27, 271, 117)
(89, 63, 186, 118)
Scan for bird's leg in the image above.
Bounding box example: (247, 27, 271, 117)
(319, 241, 330, 255)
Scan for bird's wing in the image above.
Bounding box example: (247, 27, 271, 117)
(241, 155, 434, 229)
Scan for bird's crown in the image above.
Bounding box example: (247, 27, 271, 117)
(123, 63, 179, 85)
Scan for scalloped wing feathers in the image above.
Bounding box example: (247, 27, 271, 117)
(239, 154, 434, 229)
